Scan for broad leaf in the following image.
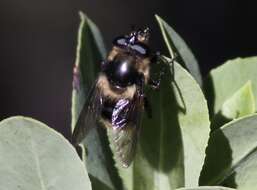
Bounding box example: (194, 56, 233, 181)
(200, 114, 257, 189)
(176, 187, 235, 190)
(211, 81, 255, 130)
(71, 11, 106, 131)
(118, 60, 210, 190)
(71, 12, 122, 190)
(155, 15, 202, 86)
(0, 116, 91, 190)
(204, 57, 257, 118)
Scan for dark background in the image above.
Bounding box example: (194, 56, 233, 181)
(1, 0, 257, 138)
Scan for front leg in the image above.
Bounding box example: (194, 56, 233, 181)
(148, 51, 167, 90)
(136, 73, 152, 118)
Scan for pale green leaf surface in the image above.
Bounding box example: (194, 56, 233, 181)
(211, 81, 256, 130)
(200, 114, 257, 189)
(155, 15, 202, 86)
(71, 12, 121, 190)
(204, 57, 257, 118)
(176, 187, 235, 190)
(0, 116, 91, 190)
(118, 61, 210, 190)
(221, 81, 255, 119)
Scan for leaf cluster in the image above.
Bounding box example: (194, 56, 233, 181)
(0, 12, 256, 190)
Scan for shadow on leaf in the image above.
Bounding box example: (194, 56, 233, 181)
(200, 129, 236, 188)
(139, 62, 184, 176)
(210, 111, 231, 132)
(202, 74, 236, 188)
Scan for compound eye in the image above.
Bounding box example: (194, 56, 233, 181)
(130, 42, 149, 57)
(113, 36, 127, 47)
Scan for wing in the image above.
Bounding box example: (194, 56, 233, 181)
(72, 82, 102, 144)
(107, 91, 144, 167)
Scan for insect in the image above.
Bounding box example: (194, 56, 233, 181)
(72, 28, 162, 167)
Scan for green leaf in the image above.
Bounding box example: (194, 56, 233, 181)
(155, 15, 202, 86)
(176, 187, 235, 190)
(200, 114, 257, 189)
(118, 60, 210, 190)
(204, 57, 257, 118)
(211, 81, 256, 130)
(71, 12, 122, 190)
(0, 116, 91, 190)
(71, 11, 106, 132)
(221, 81, 255, 119)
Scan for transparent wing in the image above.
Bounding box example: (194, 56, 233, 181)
(108, 91, 144, 167)
(72, 82, 102, 144)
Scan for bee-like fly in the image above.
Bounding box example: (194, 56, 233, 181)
(72, 28, 161, 167)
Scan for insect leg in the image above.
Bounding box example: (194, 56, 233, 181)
(148, 51, 166, 90)
(136, 73, 145, 96)
(149, 51, 179, 90)
(144, 96, 152, 118)
(137, 73, 152, 118)
(150, 51, 161, 64)
(148, 78, 161, 90)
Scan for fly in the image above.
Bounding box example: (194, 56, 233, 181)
(72, 28, 162, 167)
